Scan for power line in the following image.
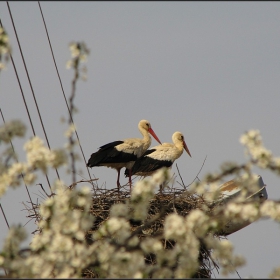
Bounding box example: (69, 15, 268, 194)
(6, 1, 61, 184)
(0, 107, 39, 223)
(0, 15, 53, 192)
(0, 203, 10, 230)
(38, 1, 94, 183)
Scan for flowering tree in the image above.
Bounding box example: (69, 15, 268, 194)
(1, 27, 280, 278)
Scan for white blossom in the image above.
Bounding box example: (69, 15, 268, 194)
(140, 237, 163, 254)
(240, 129, 275, 169)
(0, 27, 12, 70)
(164, 213, 186, 240)
(96, 217, 131, 244)
(186, 209, 211, 237)
(64, 123, 76, 138)
(152, 267, 173, 278)
(260, 200, 280, 221)
(270, 267, 280, 278)
(206, 236, 246, 276)
(150, 167, 172, 185)
(66, 41, 90, 82)
(0, 120, 26, 143)
(110, 203, 129, 218)
(131, 179, 155, 201)
(240, 204, 260, 222)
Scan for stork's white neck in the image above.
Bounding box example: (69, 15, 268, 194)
(171, 137, 185, 159)
(139, 126, 152, 150)
(174, 139, 184, 151)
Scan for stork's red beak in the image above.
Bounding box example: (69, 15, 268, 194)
(183, 141, 191, 157)
(148, 128, 162, 144)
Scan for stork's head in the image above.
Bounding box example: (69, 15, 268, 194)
(139, 120, 161, 144)
(172, 131, 191, 157)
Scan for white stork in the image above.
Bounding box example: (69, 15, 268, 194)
(125, 131, 191, 188)
(87, 120, 162, 191)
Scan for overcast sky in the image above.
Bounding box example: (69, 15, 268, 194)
(1, 1, 280, 278)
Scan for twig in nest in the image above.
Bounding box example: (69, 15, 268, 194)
(37, 183, 53, 198)
(176, 163, 186, 188)
(187, 155, 208, 187)
(69, 178, 99, 189)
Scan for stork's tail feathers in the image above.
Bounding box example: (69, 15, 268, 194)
(124, 168, 129, 177)
(87, 153, 96, 168)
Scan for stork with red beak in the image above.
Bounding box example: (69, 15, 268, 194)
(125, 131, 191, 182)
(87, 120, 161, 192)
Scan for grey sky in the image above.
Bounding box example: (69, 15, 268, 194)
(1, 1, 280, 278)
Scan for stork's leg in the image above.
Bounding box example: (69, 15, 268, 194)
(159, 184, 163, 194)
(128, 169, 132, 193)
(116, 169, 121, 193)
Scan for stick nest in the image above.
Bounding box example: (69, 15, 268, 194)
(81, 185, 219, 278)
